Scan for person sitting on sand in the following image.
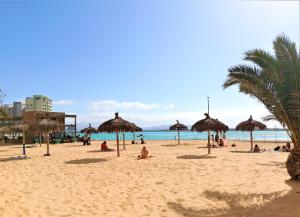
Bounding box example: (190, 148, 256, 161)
(141, 138, 145, 144)
(138, 146, 150, 159)
(101, 141, 114, 152)
(286, 142, 291, 152)
(253, 144, 265, 152)
(218, 138, 224, 147)
(282, 145, 287, 152)
(83, 136, 89, 146)
(215, 134, 219, 143)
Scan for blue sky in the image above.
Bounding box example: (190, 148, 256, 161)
(0, 0, 298, 129)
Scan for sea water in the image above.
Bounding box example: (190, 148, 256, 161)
(83, 130, 290, 142)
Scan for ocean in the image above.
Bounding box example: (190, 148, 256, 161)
(83, 130, 291, 142)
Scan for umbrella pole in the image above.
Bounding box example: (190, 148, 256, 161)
(45, 130, 50, 156)
(116, 131, 120, 157)
(208, 130, 211, 155)
(178, 129, 180, 145)
(22, 129, 26, 156)
(250, 130, 253, 151)
(123, 132, 126, 150)
(2, 132, 4, 145)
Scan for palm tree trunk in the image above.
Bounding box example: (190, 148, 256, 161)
(116, 131, 120, 157)
(286, 147, 300, 180)
(177, 129, 180, 145)
(250, 130, 253, 151)
(123, 132, 125, 150)
(208, 130, 211, 154)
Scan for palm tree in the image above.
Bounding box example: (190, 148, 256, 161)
(223, 34, 300, 180)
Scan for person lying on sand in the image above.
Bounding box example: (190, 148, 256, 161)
(137, 146, 151, 159)
(101, 141, 114, 152)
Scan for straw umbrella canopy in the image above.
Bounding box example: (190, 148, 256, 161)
(98, 112, 134, 157)
(80, 123, 97, 135)
(0, 126, 10, 145)
(39, 119, 63, 156)
(192, 113, 228, 154)
(169, 120, 188, 145)
(80, 123, 97, 145)
(236, 115, 267, 151)
(10, 124, 29, 144)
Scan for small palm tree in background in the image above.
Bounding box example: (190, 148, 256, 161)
(223, 34, 300, 180)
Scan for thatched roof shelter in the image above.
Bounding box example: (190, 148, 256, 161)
(80, 123, 97, 134)
(169, 120, 187, 145)
(192, 113, 228, 133)
(236, 115, 266, 151)
(38, 119, 63, 156)
(98, 113, 133, 133)
(192, 113, 228, 154)
(170, 120, 188, 131)
(98, 113, 134, 157)
(236, 115, 266, 131)
(130, 123, 142, 132)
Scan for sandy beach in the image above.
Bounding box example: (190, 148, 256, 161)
(0, 139, 299, 217)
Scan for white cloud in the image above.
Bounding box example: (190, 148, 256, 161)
(77, 104, 281, 129)
(165, 104, 175, 109)
(88, 100, 160, 111)
(53, 100, 75, 106)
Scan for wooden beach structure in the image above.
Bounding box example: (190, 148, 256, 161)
(0, 111, 77, 144)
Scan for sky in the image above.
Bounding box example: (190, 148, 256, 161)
(0, 0, 298, 129)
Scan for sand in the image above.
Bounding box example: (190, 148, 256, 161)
(0, 139, 299, 217)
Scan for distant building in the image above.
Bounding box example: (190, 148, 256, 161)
(25, 95, 52, 112)
(12, 102, 22, 117)
(2, 104, 13, 117)
(1, 102, 23, 117)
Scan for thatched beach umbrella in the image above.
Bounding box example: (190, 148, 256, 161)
(10, 124, 29, 155)
(98, 113, 134, 157)
(0, 126, 10, 145)
(80, 123, 97, 145)
(192, 113, 228, 154)
(170, 120, 188, 145)
(39, 119, 63, 156)
(80, 123, 97, 135)
(236, 115, 266, 151)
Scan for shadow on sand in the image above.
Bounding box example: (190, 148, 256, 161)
(66, 144, 86, 147)
(197, 146, 220, 149)
(87, 150, 103, 153)
(0, 156, 28, 162)
(167, 180, 300, 217)
(65, 158, 108, 164)
(230, 151, 258, 154)
(0, 150, 9, 152)
(257, 161, 286, 169)
(177, 155, 216, 160)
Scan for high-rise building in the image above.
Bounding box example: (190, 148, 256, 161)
(1, 102, 23, 117)
(12, 102, 22, 117)
(25, 95, 52, 112)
